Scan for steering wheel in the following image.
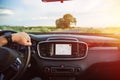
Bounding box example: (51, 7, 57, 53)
(0, 30, 31, 80)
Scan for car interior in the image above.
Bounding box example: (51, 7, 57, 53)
(0, 0, 120, 80)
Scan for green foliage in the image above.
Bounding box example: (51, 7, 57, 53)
(1, 25, 120, 34)
(0, 25, 57, 32)
(0, 25, 24, 31)
(25, 27, 54, 32)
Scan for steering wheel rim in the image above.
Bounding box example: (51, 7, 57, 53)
(10, 46, 31, 80)
(0, 30, 31, 80)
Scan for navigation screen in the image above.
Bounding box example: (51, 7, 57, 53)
(55, 44, 72, 55)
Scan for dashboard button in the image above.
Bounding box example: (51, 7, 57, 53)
(75, 68, 81, 72)
(44, 67, 50, 73)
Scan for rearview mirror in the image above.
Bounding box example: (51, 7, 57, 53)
(42, 0, 71, 3)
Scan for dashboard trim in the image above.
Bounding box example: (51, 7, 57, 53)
(47, 37, 79, 41)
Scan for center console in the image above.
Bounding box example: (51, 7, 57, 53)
(36, 37, 88, 79)
(37, 39, 88, 60)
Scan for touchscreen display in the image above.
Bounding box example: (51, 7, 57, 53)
(55, 44, 72, 55)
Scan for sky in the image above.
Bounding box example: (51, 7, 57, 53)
(0, 0, 120, 27)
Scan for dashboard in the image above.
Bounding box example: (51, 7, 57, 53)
(27, 33, 120, 79)
(7, 33, 120, 80)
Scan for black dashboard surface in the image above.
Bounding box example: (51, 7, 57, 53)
(26, 33, 120, 80)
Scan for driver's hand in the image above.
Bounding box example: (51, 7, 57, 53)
(12, 32, 32, 46)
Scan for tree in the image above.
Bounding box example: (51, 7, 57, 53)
(56, 13, 77, 28)
(56, 18, 65, 28)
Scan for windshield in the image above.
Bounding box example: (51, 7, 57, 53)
(0, 0, 120, 34)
